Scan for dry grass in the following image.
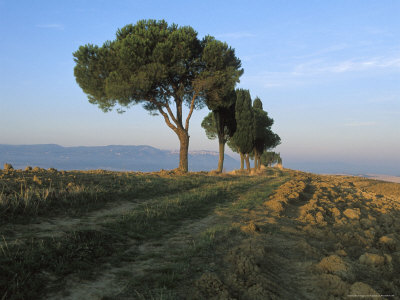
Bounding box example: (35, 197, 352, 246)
(2, 168, 399, 299)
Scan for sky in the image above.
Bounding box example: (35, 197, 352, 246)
(1, 0, 399, 175)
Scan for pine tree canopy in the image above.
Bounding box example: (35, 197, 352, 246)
(73, 20, 204, 115)
(73, 19, 243, 172)
(201, 112, 217, 140)
(201, 37, 243, 111)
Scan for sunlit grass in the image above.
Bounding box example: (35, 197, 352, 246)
(0, 169, 232, 223)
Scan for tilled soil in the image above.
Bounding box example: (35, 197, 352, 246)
(194, 172, 400, 299)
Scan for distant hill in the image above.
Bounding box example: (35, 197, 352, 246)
(0, 144, 240, 172)
(361, 174, 400, 184)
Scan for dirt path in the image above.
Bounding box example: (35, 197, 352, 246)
(1, 200, 142, 244)
(0, 180, 228, 244)
(47, 213, 223, 300)
(45, 176, 286, 300)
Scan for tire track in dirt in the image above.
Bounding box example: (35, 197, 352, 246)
(0, 200, 141, 244)
(48, 214, 224, 300)
(45, 176, 288, 300)
(0, 180, 228, 244)
(44, 177, 281, 300)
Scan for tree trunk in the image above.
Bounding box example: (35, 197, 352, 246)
(214, 111, 226, 173)
(255, 151, 260, 170)
(177, 131, 189, 172)
(245, 154, 251, 171)
(240, 152, 244, 170)
(254, 150, 258, 169)
(217, 140, 225, 173)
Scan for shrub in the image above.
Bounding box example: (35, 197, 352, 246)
(3, 163, 14, 171)
(25, 166, 32, 171)
(33, 175, 42, 185)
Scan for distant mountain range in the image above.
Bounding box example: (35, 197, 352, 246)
(0, 144, 240, 172)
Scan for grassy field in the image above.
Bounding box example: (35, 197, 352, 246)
(1, 167, 399, 299)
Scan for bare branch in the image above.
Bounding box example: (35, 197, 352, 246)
(185, 92, 197, 131)
(149, 98, 178, 133)
(157, 106, 178, 133)
(164, 101, 180, 128)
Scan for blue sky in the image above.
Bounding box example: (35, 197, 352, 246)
(1, 0, 399, 175)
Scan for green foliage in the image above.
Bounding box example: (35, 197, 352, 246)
(73, 20, 243, 172)
(201, 112, 217, 140)
(73, 20, 201, 112)
(263, 130, 281, 151)
(201, 37, 243, 111)
(261, 151, 282, 166)
(201, 101, 236, 144)
(213, 90, 237, 140)
(253, 106, 273, 143)
(202, 88, 237, 172)
(252, 102, 279, 153)
(227, 94, 281, 170)
(230, 89, 254, 154)
(252, 97, 263, 110)
(252, 97, 281, 168)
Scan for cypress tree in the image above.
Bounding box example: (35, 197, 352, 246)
(252, 97, 281, 170)
(230, 89, 254, 171)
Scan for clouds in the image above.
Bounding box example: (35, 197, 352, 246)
(241, 54, 400, 90)
(292, 56, 400, 75)
(323, 57, 400, 73)
(215, 32, 256, 39)
(343, 121, 377, 127)
(36, 24, 64, 30)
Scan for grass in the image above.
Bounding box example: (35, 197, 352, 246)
(0, 230, 124, 299)
(0, 168, 288, 299)
(109, 172, 290, 299)
(0, 169, 231, 223)
(104, 176, 268, 240)
(110, 224, 244, 300)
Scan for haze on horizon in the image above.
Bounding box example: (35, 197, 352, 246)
(1, 0, 399, 175)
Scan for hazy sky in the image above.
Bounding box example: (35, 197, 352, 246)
(1, 0, 399, 174)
